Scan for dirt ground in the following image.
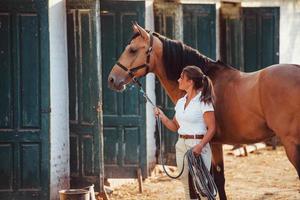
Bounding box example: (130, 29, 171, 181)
(108, 146, 300, 200)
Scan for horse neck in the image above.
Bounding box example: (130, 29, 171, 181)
(152, 57, 184, 103)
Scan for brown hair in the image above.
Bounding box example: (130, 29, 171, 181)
(182, 65, 215, 104)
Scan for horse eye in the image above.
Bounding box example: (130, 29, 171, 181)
(129, 48, 137, 54)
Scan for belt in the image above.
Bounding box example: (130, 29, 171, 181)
(179, 134, 204, 139)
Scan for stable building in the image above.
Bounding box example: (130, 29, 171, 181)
(0, 0, 299, 199)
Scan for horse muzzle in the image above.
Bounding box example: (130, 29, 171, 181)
(107, 74, 126, 92)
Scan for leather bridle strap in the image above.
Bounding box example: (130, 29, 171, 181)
(116, 62, 148, 78)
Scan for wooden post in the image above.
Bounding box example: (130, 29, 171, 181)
(137, 168, 143, 193)
(98, 191, 110, 200)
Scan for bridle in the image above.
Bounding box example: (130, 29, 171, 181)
(116, 32, 154, 81)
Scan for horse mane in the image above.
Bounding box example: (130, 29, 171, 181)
(152, 32, 226, 81)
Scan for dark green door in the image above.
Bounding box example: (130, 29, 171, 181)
(243, 8, 279, 72)
(154, 12, 177, 165)
(183, 4, 216, 59)
(0, 1, 50, 199)
(220, 2, 243, 69)
(101, 1, 147, 178)
(154, 4, 216, 166)
(67, 1, 103, 189)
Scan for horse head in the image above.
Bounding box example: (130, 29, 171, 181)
(108, 22, 154, 92)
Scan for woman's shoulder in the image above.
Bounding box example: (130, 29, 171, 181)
(200, 101, 214, 113)
(176, 95, 186, 104)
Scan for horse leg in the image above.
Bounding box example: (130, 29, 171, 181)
(211, 143, 227, 200)
(271, 117, 300, 179)
(281, 139, 300, 179)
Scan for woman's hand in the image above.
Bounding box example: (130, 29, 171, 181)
(154, 107, 165, 119)
(192, 143, 203, 157)
(154, 107, 179, 132)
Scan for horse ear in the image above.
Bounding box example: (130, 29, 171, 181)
(132, 21, 139, 33)
(134, 22, 149, 40)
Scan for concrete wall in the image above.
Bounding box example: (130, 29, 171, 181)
(145, 0, 157, 174)
(49, 0, 70, 199)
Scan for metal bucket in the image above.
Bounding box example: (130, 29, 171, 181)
(59, 189, 90, 200)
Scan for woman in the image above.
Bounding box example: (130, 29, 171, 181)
(154, 65, 216, 200)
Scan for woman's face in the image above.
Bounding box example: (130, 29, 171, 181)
(178, 73, 193, 91)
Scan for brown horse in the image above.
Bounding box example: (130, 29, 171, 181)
(107, 23, 300, 199)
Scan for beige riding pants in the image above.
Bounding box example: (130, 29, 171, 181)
(175, 138, 212, 200)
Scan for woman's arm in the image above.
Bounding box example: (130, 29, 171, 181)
(154, 107, 179, 132)
(193, 111, 216, 156)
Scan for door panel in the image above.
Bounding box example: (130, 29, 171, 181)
(0, 1, 49, 199)
(183, 4, 216, 59)
(0, 13, 12, 129)
(220, 2, 243, 69)
(154, 8, 177, 165)
(243, 8, 279, 72)
(101, 1, 147, 178)
(20, 15, 40, 128)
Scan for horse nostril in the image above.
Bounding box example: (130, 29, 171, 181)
(109, 76, 114, 83)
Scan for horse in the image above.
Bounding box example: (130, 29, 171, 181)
(107, 23, 300, 199)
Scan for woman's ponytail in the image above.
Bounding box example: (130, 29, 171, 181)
(200, 75, 215, 104)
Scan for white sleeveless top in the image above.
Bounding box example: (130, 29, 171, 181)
(175, 92, 214, 135)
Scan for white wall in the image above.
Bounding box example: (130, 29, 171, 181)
(145, 0, 157, 174)
(49, 0, 70, 199)
(242, 0, 300, 64)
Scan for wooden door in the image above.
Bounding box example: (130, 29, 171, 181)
(183, 4, 216, 59)
(154, 7, 177, 165)
(0, 1, 50, 199)
(220, 2, 243, 69)
(101, 1, 147, 178)
(243, 8, 279, 72)
(66, 0, 103, 190)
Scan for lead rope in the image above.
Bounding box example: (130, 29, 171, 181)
(132, 78, 218, 199)
(187, 150, 218, 200)
(132, 78, 185, 179)
(157, 113, 186, 179)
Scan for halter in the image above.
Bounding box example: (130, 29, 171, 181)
(116, 32, 154, 79)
